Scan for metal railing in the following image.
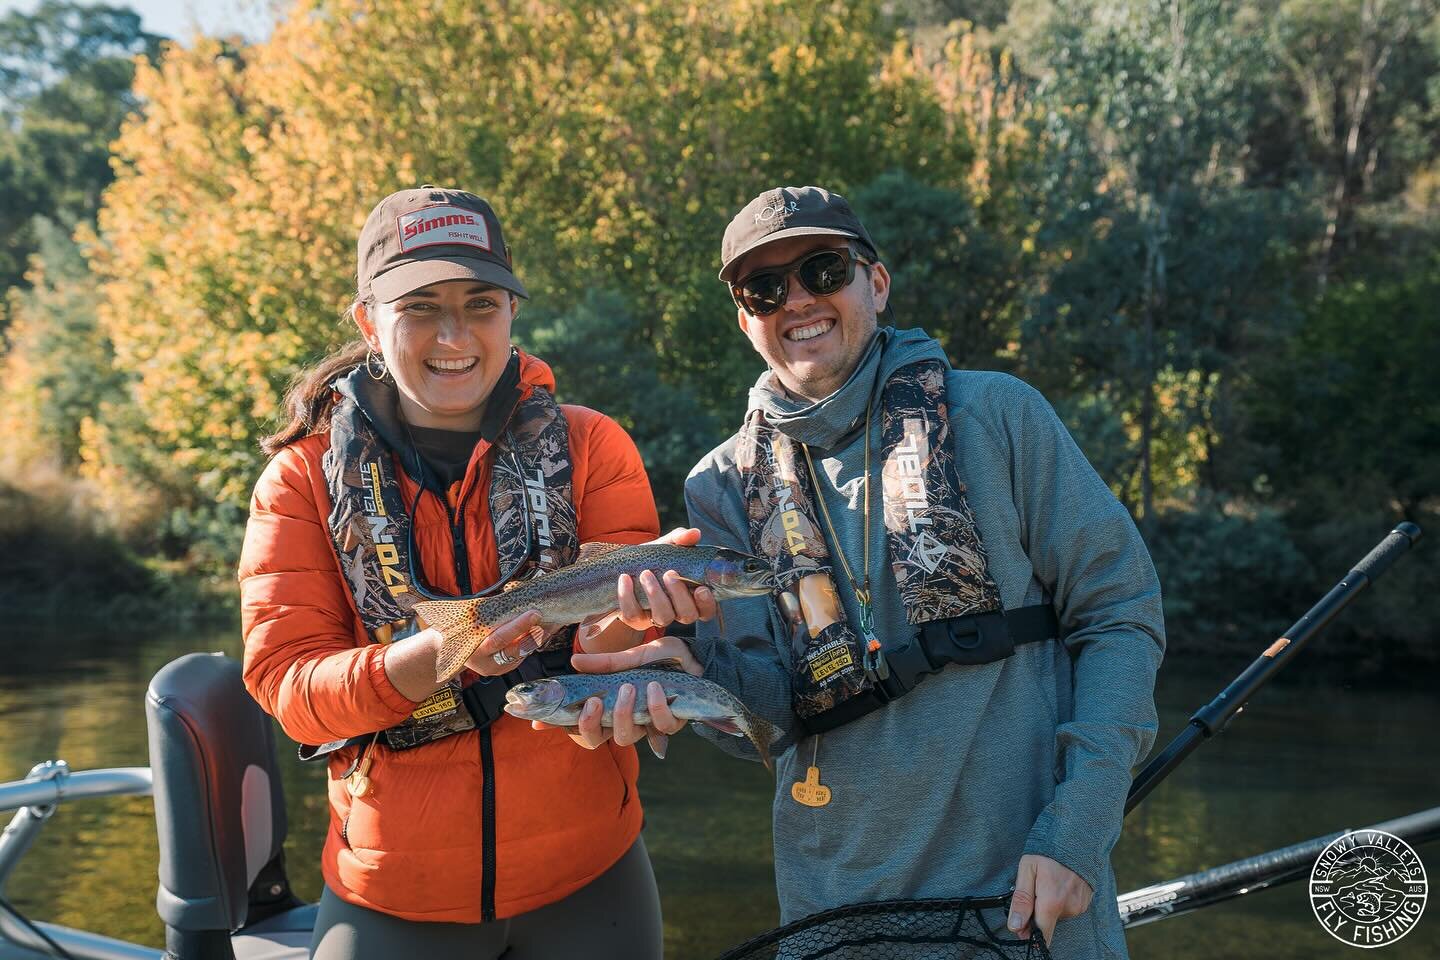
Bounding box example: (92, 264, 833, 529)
(0, 761, 162, 960)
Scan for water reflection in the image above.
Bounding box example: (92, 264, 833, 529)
(1, 622, 1435, 958)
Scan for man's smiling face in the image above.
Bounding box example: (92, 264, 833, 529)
(732, 236, 890, 403)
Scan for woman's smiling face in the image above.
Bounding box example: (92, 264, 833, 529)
(356, 279, 516, 430)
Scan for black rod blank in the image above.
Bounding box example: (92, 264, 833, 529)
(1125, 522, 1423, 815)
(1119, 803, 1440, 927)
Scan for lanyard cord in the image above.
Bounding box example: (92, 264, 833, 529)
(401, 431, 536, 602)
(799, 396, 873, 606)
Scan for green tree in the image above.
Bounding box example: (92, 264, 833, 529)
(0, 217, 123, 469)
(1016, 0, 1303, 527)
(1243, 263, 1439, 661)
(86, 0, 1044, 569)
(518, 291, 721, 527)
(1249, 266, 1440, 521)
(0, 1, 163, 296)
(1262, 0, 1440, 285)
(854, 169, 1023, 366)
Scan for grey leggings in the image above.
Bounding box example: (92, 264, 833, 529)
(310, 837, 663, 960)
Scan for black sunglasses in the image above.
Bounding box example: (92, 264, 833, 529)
(730, 246, 872, 317)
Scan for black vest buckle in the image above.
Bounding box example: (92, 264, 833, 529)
(799, 605, 1058, 737)
(880, 610, 1016, 700)
(926, 610, 1015, 666)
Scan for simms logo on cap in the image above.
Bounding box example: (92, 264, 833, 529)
(397, 204, 492, 254)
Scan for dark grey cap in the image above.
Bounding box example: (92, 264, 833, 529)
(357, 186, 529, 303)
(718, 185, 877, 281)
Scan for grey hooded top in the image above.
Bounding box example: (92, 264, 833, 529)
(683, 328, 1165, 959)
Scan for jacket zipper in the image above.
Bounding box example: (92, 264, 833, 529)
(448, 499, 470, 591)
(441, 493, 496, 921)
(480, 727, 497, 921)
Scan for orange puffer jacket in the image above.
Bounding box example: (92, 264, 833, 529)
(239, 352, 658, 923)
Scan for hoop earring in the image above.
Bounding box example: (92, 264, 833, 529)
(365, 348, 388, 381)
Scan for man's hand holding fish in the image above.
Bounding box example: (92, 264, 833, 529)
(531, 526, 716, 760)
(535, 635, 704, 759)
(573, 526, 721, 654)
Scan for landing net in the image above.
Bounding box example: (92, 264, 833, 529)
(714, 896, 1052, 960)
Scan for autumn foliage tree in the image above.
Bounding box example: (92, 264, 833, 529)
(84, 0, 1036, 554)
(2, 0, 1434, 659)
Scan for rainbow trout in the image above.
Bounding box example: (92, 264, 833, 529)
(416, 543, 776, 682)
(504, 660, 779, 770)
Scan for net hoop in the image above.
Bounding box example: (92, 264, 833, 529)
(714, 894, 1052, 960)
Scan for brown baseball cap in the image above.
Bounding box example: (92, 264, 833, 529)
(357, 186, 529, 303)
(718, 185, 878, 281)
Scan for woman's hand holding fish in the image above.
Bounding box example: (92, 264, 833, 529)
(462, 609, 544, 678)
(614, 528, 720, 631)
(383, 608, 541, 700)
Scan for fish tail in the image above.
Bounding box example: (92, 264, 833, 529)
(416, 597, 493, 682)
(434, 624, 490, 682)
(739, 706, 778, 773)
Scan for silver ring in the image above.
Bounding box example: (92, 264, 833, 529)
(492, 649, 519, 667)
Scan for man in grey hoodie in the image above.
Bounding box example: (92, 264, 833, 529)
(569, 186, 1165, 959)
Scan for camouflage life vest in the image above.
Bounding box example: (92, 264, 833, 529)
(740, 359, 1050, 733)
(319, 371, 578, 751)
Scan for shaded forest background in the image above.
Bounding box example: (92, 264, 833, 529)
(0, 0, 1435, 668)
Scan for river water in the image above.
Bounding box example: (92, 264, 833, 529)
(1, 621, 1435, 958)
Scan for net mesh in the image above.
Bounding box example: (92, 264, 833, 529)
(715, 896, 1053, 960)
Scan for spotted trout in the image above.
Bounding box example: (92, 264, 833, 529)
(416, 543, 777, 682)
(504, 660, 780, 770)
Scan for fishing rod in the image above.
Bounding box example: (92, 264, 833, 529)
(1125, 521, 1423, 815)
(1118, 803, 1440, 927)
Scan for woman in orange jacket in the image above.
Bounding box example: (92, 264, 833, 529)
(239, 186, 711, 959)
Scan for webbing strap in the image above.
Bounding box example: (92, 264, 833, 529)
(297, 647, 575, 762)
(798, 604, 1060, 736)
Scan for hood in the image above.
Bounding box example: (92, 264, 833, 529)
(745, 327, 949, 449)
(333, 346, 558, 487)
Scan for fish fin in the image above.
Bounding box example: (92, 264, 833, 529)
(715, 702, 778, 773)
(716, 603, 726, 635)
(502, 580, 527, 592)
(698, 717, 745, 737)
(577, 540, 628, 561)
(644, 658, 690, 674)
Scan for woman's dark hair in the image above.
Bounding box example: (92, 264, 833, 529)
(259, 296, 374, 456)
(259, 338, 369, 456)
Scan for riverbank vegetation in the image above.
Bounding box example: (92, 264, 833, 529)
(1, 0, 1435, 660)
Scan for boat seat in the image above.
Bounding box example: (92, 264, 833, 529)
(146, 652, 315, 960)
